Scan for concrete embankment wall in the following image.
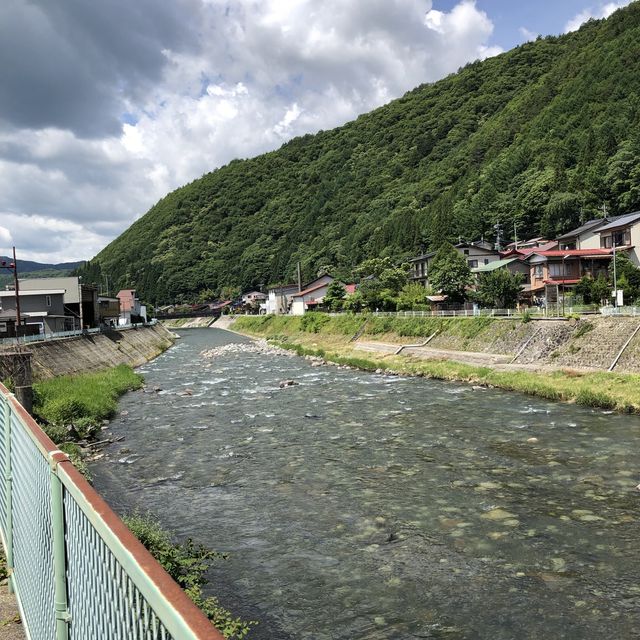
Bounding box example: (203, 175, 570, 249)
(231, 314, 640, 373)
(5, 324, 176, 380)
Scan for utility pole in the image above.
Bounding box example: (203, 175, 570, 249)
(513, 222, 518, 250)
(78, 276, 84, 330)
(12, 247, 21, 335)
(613, 240, 618, 310)
(297, 262, 302, 292)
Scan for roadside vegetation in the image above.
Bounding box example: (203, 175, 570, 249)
(125, 513, 256, 639)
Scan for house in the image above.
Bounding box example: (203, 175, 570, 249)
(0, 288, 68, 336)
(500, 240, 558, 260)
(242, 291, 267, 305)
(97, 296, 120, 326)
(471, 257, 530, 284)
(290, 280, 337, 315)
(503, 237, 552, 252)
(116, 289, 147, 325)
(265, 284, 300, 315)
(596, 211, 640, 265)
(556, 219, 615, 251)
(528, 248, 621, 303)
(410, 241, 501, 287)
(19, 276, 98, 328)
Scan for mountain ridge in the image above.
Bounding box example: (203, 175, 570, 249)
(80, 3, 640, 303)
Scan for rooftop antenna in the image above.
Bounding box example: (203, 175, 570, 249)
(600, 202, 608, 219)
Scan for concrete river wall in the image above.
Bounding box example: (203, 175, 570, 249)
(3, 324, 176, 380)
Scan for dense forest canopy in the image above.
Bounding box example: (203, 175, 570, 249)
(80, 3, 640, 303)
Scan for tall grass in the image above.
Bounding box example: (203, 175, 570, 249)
(33, 364, 143, 431)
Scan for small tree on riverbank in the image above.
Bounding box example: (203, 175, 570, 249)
(476, 269, 523, 308)
(428, 243, 472, 303)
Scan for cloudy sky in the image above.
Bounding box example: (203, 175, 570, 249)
(0, 0, 633, 263)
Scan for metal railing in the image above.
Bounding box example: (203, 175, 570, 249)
(0, 383, 223, 640)
(601, 305, 640, 316)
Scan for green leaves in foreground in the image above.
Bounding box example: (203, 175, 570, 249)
(124, 514, 256, 639)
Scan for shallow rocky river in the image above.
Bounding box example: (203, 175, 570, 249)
(90, 328, 640, 639)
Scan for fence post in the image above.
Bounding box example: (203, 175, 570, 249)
(3, 398, 14, 594)
(50, 454, 71, 639)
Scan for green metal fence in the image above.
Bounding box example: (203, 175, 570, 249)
(0, 382, 223, 640)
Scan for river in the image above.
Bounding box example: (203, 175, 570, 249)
(90, 328, 640, 639)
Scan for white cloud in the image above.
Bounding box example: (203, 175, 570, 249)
(564, 0, 632, 32)
(519, 27, 538, 41)
(0, 0, 503, 263)
(0, 226, 12, 246)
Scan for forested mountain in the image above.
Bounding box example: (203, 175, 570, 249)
(82, 3, 640, 303)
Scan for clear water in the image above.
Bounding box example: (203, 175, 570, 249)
(90, 328, 640, 639)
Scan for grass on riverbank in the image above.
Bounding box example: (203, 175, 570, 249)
(234, 318, 640, 413)
(33, 364, 143, 441)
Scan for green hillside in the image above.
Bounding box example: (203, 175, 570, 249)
(82, 3, 640, 303)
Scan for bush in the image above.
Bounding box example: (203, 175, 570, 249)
(124, 513, 256, 639)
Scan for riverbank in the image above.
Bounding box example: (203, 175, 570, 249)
(1, 324, 176, 381)
(231, 315, 640, 413)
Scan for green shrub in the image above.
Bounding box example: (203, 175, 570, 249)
(124, 513, 256, 639)
(573, 321, 594, 339)
(300, 312, 330, 333)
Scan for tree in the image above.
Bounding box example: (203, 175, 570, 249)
(428, 243, 472, 303)
(575, 275, 595, 304)
(476, 269, 524, 308)
(323, 281, 347, 311)
(591, 274, 611, 305)
(609, 252, 640, 301)
(396, 283, 431, 310)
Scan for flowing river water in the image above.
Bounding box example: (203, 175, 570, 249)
(90, 328, 640, 639)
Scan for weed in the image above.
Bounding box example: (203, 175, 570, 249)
(124, 513, 256, 639)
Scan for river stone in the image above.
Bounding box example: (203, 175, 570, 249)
(482, 508, 517, 521)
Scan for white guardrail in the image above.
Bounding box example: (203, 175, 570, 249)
(0, 383, 223, 640)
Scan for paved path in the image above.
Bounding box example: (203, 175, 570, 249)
(354, 340, 512, 366)
(0, 582, 24, 640)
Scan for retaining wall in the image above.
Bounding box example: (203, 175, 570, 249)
(2, 324, 176, 380)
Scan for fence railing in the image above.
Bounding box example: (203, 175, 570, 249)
(0, 321, 156, 348)
(600, 305, 640, 316)
(0, 383, 223, 640)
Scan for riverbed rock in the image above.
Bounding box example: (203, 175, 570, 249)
(201, 339, 295, 359)
(279, 379, 298, 388)
(527, 437, 539, 444)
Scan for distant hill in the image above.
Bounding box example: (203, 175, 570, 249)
(81, 3, 640, 303)
(0, 257, 84, 287)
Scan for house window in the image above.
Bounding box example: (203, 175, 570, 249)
(46, 295, 52, 307)
(602, 230, 631, 248)
(549, 263, 570, 277)
(463, 249, 470, 255)
(468, 260, 478, 268)
(534, 265, 543, 278)
(0, 322, 6, 332)
(484, 259, 489, 265)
